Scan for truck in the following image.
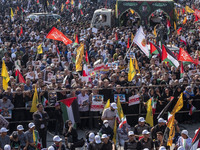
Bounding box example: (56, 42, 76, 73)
(91, 0, 175, 28)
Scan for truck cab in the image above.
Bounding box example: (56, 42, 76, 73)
(91, 8, 113, 28)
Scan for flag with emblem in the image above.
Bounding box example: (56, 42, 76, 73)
(133, 26, 149, 57)
(128, 58, 136, 81)
(76, 44, 84, 71)
(37, 44, 43, 54)
(30, 86, 39, 112)
(178, 48, 194, 63)
(146, 98, 154, 127)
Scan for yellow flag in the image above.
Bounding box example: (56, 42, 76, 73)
(131, 33, 134, 42)
(1, 60, 10, 90)
(130, 9, 134, 14)
(171, 93, 183, 115)
(182, 16, 187, 24)
(153, 26, 157, 37)
(185, 6, 194, 13)
(167, 115, 175, 146)
(37, 44, 43, 54)
(146, 99, 154, 127)
(112, 119, 117, 144)
(175, 8, 179, 20)
(61, 3, 64, 12)
(103, 99, 110, 110)
(128, 58, 136, 81)
(134, 58, 140, 74)
(47, 1, 49, 6)
(174, 22, 176, 30)
(30, 86, 39, 112)
(11, 8, 14, 19)
(33, 130, 36, 143)
(115, 0, 118, 18)
(76, 44, 84, 71)
(71, 0, 74, 5)
(117, 96, 124, 120)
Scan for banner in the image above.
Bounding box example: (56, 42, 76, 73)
(195, 9, 200, 18)
(114, 94, 126, 103)
(90, 95, 104, 111)
(128, 94, 140, 106)
(46, 27, 72, 45)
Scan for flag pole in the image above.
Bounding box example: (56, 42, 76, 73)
(123, 39, 135, 61)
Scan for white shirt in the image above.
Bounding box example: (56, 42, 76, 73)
(177, 136, 192, 150)
(78, 93, 89, 112)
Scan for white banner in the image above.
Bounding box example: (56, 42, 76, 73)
(128, 94, 140, 106)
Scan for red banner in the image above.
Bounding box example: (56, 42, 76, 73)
(46, 27, 72, 45)
(195, 9, 200, 18)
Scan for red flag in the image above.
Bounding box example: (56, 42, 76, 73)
(194, 14, 199, 22)
(85, 51, 89, 63)
(180, 62, 184, 78)
(194, 56, 199, 65)
(17, 6, 20, 11)
(195, 9, 200, 19)
(75, 34, 79, 44)
(178, 48, 194, 63)
(52, 0, 55, 5)
(115, 32, 118, 41)
(19, 27, 23, 36)
(66, 0, 70, 4)
(21, 7, 24, 12)
(182, 8, 185, 14)
(82, 64, 89, 77)
(127, 38, 130, 49)
(177, 27, 182, 35)
(80, 9, 83, 16)
(37, 0, 39, 4)
(60, 97, 76, 107)
(46, 27, 72, 45)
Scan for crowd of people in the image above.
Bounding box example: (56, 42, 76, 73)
(0, 0, 200, 149)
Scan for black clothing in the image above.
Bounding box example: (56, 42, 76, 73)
(124, 139, 141, 150)
(99, 125, 114, 140)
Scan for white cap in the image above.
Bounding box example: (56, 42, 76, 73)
(143, 149, 149, 150)
(181, 130, 189, 137)
(196, 148, 200, 150)
(28, 122, 35, 129)
(128, 131, 134, 136)
(138, 117, 145, 122)
(177, 146, 185, 150)
(53, 135, 62, 142)
(95, 135, 101, 144)
(4, 144, 11, 150)
(159, 146, 166, 150)
(48, 146, 55, 150)
(158, 118, 165, 123)
(17, 125, 24, 131)
(142, 129, 150, 135)
(103, 120, 109, 124)
(111, 102, 117, 109)
(0, 127, 8, 133)
(101, 134, 108, 139)
(89, 133, 95, 142)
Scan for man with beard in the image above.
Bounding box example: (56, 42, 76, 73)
(101, 103, 117, 129)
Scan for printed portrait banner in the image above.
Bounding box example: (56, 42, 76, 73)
(90, 95, 104, 111)
(114, 94, 126, 103)
(128, 94, 140, 106)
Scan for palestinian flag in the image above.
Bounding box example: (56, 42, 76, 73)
(15, 69, 25, 83)
(78, 1, 82, 9)
(33, 130, 41, 150)
(80, 9, 83, 16)
(37, 0, 39, 4)
(85, 51, 89, 63)
(150, 42, 162, 56)
(60, 97, 79, 127)
(167, 19, 171, 35)
(180, 62, 184, 78)
(189, 105, 196, 115)
(161, 45, 179, 68)
(41, 97, 48, 107)
(178, 48, 194, 63)
(73, 34, 79, 46)
(190, 128, 200, 150)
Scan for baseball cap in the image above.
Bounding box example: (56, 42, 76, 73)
(181, 130, 189, 137)
(53, 135, 62, 142)
(111, 102, 117, 109)
(177, 146, 185, 150)
(143, 149, 149, 150)
(103, 120, 109, 124)
(101, 134, 108, 139)
(196, 149, 200, 150)
(48, 146, 55, 150)
(0, 127, 8, 133)
(4, 145, 11, 150)
(12, 131, 18, 139)
(142, 129, 150, 135)
(89, 133, 95, 142)
(128, 131, 134, 136)
(28, 122, 35, 129)
(159, 146, 166, 150)
(17, 125, 24, 131)
(95, 135, 101, 144)
(138, 117, 145, 122)
(158, 118, 165, 123)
